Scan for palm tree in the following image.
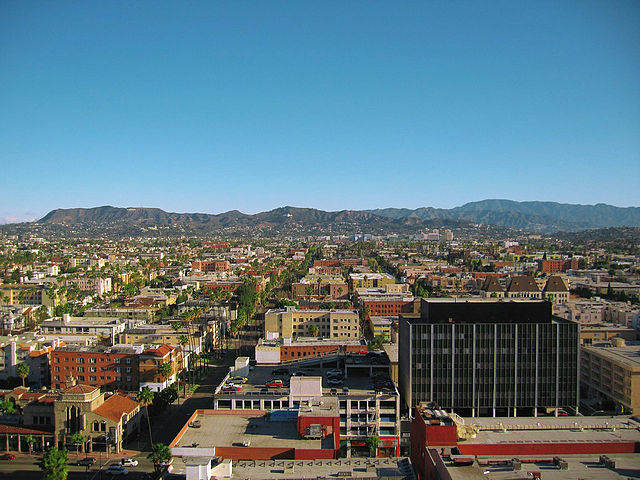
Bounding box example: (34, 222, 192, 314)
(17, 362, 30, 387)
(137, 387, 155, 448)
(40, 446, 69, 480)
(148, 443, 171, 475)
(158, 362, 172, 388)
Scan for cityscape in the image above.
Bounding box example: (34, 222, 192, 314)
(1, 2, 640, 480)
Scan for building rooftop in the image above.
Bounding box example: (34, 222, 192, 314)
(217, 359, 395, 398)
(458, 415, 640, 446)
(442, 453, 640, 480)
(582, 344, 640, 371)
(265, 308, 358, 315)
(173, 411, 325, 450)
(93, 393, 139, 421)
(229, 457, 413, 479)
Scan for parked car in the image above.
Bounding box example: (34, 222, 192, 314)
(222, 384, 241, 392)
(327, 378, 343, 386)
(121, 458, 138, 467)
(229, 376, 247, 384)
(76, 457, 96, 466)
(188, 420, 201, 428)
(326, 369, 343, 376)
(330, 388, 338, 395)
(105, 465, 129, 475)
(342, 386, 350, 394)
(0, 453, 15, 460)
(265, 379, 284, 388)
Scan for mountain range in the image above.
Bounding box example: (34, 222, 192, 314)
(33, 200, 640, 235)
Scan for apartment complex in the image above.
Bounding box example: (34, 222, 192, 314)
(264, 307, 360, 339)
(64, 277, 112, 296)
(50, 345, 142, 391)
(349, 272, 396, 290)
(399, 299, 580, 417)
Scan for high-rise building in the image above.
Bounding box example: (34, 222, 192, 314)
(399, 299, 579, 417)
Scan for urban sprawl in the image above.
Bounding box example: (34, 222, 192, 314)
(1, 227, 639, 479)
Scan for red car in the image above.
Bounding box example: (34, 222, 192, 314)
(265, 379, 284, 388)
(0, 453, 15, 460)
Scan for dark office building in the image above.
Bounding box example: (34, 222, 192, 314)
(399, 299, 579, 417)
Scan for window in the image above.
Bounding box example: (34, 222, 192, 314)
(90, 376, 97, 381)
(89, 367, 96, 372)
(115, 358, 121, 364)
(89, 358, 96, 363)
(77, 367, 84, 372)
(125, 358, 131, 364)
(77, 358, 84, 363)
(78, 376, 85, 381)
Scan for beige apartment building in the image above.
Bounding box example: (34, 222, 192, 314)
(581, 340, 640, 414)
(264, 307, 360, 339)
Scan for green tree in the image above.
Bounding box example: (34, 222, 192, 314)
(137, 387, 155, 448)
(369, 335, 386, 351)
(68, 433, 84, 456)
(158, 362, 173, 383)
(366, 435, 380, 457)
(148, 442, 172, 475)
(24, 434, 35, 456)
(308, 324, 319, 337)
(40, 446, 69, 480)
(16, 362, 30, 387)
(0, 399, 16, 414)
(171, 321, 182, 333)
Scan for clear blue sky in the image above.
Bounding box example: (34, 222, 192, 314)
(1, 1, 639, 221)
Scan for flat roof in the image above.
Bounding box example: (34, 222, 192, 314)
(265, 308, 358, 315)
(582, 345, 640, 370)
(459, 416, 640, 445)
(217, 362, 396, 398)
(229, 457, 412, 479)
(175, 412, 324, 450)
(444, 454, 640, 480)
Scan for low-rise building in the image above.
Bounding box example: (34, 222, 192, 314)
(264, 307, 360, 340)
(40, 314, 131, 345)
(581, 339, 640, 414)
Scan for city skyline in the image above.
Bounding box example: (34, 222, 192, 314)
(1, 1, 639, 221)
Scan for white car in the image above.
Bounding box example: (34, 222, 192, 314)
(121, 458, 138, 467)
(105, 465, 129, 475)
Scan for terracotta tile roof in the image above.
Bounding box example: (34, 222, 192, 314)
(507, 275, 540, 293)
(143, 344, 174, 357)
(94, 394, 140, 422)
(543, 275, 569, 293)
(0, 424, 52, 435)
(62, 384, 99, 395)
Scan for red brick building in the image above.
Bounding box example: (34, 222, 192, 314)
(51, 346, 140, 391)
(540, 258, 579, 274)
(363, 299, 418, 319)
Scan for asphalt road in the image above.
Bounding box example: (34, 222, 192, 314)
(0, 453, 154, 479)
